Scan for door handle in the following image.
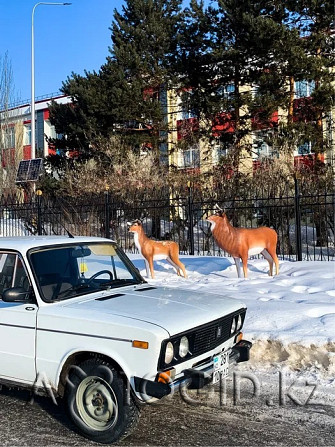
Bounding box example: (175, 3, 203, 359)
(25, 306, 35, 311)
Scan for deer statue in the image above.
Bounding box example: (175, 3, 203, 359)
(128, 220, 187, 279)
(207, 206, 279, 278)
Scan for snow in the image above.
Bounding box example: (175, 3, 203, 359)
(128, 254, 335, 378)
(0, 218, 30, 236)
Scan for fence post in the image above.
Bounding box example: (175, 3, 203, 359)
(104, 187, 110, 239)
(36, 189, 43, 235)
(294, 174, 302, 261)
(187, 182, 195, 255)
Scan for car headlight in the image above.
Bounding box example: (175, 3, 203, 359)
(231, 317, 236, 334)
(165, 341, 174, 364)
(236, 314, 242, 331)
(179, 336, 189, 358)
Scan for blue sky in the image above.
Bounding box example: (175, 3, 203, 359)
(0, 0, 123, 102)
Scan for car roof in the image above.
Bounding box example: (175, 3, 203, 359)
(0, 236, 114, 254)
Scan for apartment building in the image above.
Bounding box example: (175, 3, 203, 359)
(167, 79, 335, 173)
(1, 80, 333, 183)
(0, 93, 71, 172)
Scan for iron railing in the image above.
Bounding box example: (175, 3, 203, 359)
(0, 184, 334, 261)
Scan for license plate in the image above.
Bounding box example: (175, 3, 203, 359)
(212, 350, 230, 384)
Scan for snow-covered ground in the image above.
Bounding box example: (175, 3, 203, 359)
(129, 254, 335, 380)
(0, 218, 30, 236)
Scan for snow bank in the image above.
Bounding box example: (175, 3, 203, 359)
(249, 340, 335, 377)
(129, 254, 335, 376)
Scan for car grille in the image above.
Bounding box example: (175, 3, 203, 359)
(192, 316, 233, 355)
(158, 308, 246, 369)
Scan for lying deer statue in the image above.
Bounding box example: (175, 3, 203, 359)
(128, 220, 187, 279)
(207, 208, 279, 278)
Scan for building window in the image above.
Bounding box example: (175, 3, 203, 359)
(251, 84, 259, 98)
(180, 103, 198, 120)
(295, 80, 315, 98)
(253, 131, 275, 158)
(181, 108, 197, 120)
(257, 141, 271, 157)
(212, 141, 230, 164)
(179, 144, 200, 169)
(297, 141, 311, 155)
(178, 90, 198, 120)
(45, 119, 63, 140)
(214, 83, 235, 112)
(4, 127, 15, 149)
(24, 125, 31, 145)
(218, 83, 235, 98)
(49, 125, 56, 140)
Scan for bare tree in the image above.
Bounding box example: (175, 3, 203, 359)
(0, 51, 22, 197)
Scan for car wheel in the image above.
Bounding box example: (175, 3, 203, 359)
(65, 357, 140, 444)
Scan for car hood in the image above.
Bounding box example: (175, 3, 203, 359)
(62, 285, 245, 336)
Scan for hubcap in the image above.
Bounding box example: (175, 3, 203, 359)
(76, 375, 118, 431)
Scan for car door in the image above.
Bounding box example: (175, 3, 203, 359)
(0, 251, 37, 382)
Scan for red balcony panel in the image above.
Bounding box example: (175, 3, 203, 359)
(177, 118, 199, 140)
(318, 153, 325, 163)
(212, 113, 235, 137)
(179, 167, 201, 176)
(293, 97, 317, 123)
(48, 143, 56, 156)
(2, 148, 16, 168)
(251, 110, 278, 130)
(143, 87, 159, 100)
(23, 145, 32, 160)
(213, 164, 234, 181)
(252, 160, 263, 172)
(141, 142, 153, 151)
(68, 149, 79, 158)
(294, 153, 324, 169)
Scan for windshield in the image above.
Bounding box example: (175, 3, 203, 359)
(29, 242, 143, 302)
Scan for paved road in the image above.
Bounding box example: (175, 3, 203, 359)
(0, 371, 334, 446)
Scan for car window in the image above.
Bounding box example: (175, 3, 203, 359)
(29, 242, 142, 302)
(0, 253, 30, 299)
(79, 252, 134, 282)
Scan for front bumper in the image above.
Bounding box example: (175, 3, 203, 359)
(134, 340, 252, 399)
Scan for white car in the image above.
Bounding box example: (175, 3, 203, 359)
(0, 236, 251, 444)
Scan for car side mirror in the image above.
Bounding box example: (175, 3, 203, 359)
(2, 287, 32, 303)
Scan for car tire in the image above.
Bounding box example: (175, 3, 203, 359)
(65, 357, 141, 444)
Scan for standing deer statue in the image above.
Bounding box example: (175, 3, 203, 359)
(207, 207, 279, 278)
(128, 220, 187, 279)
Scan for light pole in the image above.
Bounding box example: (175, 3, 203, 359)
(31, 2, 71, 159)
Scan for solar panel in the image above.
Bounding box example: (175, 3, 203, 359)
(16, 158, 43, 183)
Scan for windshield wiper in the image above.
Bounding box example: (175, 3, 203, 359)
(97, 279, 138, 290)
(53, 283, 92, 300)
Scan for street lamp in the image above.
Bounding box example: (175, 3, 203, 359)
(31, 2, 71, 159)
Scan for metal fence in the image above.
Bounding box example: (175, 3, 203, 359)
(0, 182, 334, 261)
